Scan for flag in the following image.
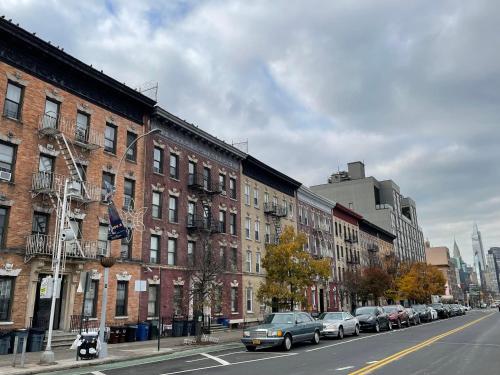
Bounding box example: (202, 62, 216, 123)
(108, 201, 128, 240)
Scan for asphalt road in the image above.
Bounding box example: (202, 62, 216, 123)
(68, 309, 498, 375)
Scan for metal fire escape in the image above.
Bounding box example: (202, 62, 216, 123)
(264, 202, 287, 244)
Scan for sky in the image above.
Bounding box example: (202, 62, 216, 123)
(1, 0, 499, 264)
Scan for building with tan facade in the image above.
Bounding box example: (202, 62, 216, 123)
(0, 19, 155, 330)
(358, 219, 396, 268)
(425, 245, 461, 302)
(240, 156, 300, 322)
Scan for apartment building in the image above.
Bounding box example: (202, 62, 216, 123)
(297, 186, 337, 313)
(0, 18, 155, 329)
(358, 219, 396, 268)
(425, 245, 461, 302)
(241, 156, 300, 322)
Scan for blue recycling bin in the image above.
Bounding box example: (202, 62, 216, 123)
(10, 329, 28, 354)
(136, 323, 149, 341)
(0, 331, 11, 355)
(27, 328, 45, 352)
(172, 320, 183, 337)
(222, 318, 230, 327)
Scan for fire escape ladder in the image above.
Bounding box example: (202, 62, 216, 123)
(272, 215, 282, 240)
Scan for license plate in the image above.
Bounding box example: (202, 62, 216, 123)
(252, 339, 261, 345)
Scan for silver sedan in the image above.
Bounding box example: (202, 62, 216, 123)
(318, 311, 360, 339)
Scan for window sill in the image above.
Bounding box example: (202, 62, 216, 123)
(169, 221, 179, 225)
(125, 158, 137, 165)
(229, 197, 237, 201)
(152, 217, 163, 221)
(231, 312, 239, 315)
(1, 115, 23, 125)
(0, 321, 13, 325)
(103, 151, 117, 158)
(87, 318, 98, 321)
(115, 316, 129, 319)
(153, 172, 164, 177)
(0, 179, 15, 186)
(170, 177, 180, 182)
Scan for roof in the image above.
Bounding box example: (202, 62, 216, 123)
(297, 185, 336, 212)
(152, 106, 247, 159)
(333, 202, 363, 220)
(359, 218, 396, 241)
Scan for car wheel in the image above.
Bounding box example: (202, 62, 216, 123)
(311, 330, 320, 345)
(387, 320, 393, 331)
(374, 322, 380, 333)
(397, 319, 402, 329)
(337, 326, 344, 339)
(354, 325, 360, 336)
(246, 346, 256, 352)
(282, 334, 292, 351)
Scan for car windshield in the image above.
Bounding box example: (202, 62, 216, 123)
(431, 304, 442, 308)
(383, 306, 397, 313)
(355, 307, 376, 315)
(263, 314, 295, 324)
(413, 305, 426, 310)
(319, 312, 344, 321)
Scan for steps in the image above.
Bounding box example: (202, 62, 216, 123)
(43, 331, 77, 349)
(207, 323, 229, 334)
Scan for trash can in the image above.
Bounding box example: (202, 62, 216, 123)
(10, 329, 28, 354)
(27, 328, 45, 352)
(118, 326, 127, 343)
(125, 325, 137, 342)
(222, 318, 230, 327)
(149, 321, 158, 340)
(109, 326, 120, 344)
(136, 323, 149, 341)
(78, 332, 99, 360)
(0, 331, 11, 355)
(172, 320, 183, 337)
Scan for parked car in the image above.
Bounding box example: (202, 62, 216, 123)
(450, 304, 464, 316)
(412, 305, 432, 322)
(430, 303, 449, 319)
(241, 312, 322, 351)
(382, 305, 410, 328)
(465, 305, 471, 311)
(318, 311, 360, 339)
(405, 307, 421, 325)
(354, 306, 392, 332)
(429, 307, 438, 320)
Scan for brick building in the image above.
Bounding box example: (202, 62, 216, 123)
(358, 218, 396, 268)
(141, 107, 246, 326)
(240, 156, 300, 322)
(0, 19, 155, 330)
(297, 186, 337, 313)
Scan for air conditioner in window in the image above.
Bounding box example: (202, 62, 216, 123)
(0, 171, 12, 181)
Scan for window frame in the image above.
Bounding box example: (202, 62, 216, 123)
(246, 250, 252, 272)
(3, 81, 24, 120)
(231, 287, 238, 313)
(147, 284, 159, 317)
(219, 174, 226, 195)
(169, 195, 178, 223)
(115, 281, 128, 317)
(245, 217, 251, 239)
(167, 238, 177, 265)
(246, 287, 253, 313)
(126, 131, 137, 162)
(0, 276, 14, 321)
(152, 191, 162, 219)
(153, 147, 163, 174)
(0, 141, 16, 181)
(150, 235, 160, 264)
(169, 153, 179, 179)
(229, 178, 237, 199)
(229, 213, 237, 236)
(98, 224, 109, 256)
(123, 178, 135, 209)
(83, 279, 99, 318)
(104, 123, 117, 154)
(101, 172, 115, 202)
(219, 210, 226, 233)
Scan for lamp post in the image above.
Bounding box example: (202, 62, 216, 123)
(98, 256, 116, 359)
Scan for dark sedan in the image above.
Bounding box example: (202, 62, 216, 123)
(354, 306, 392, 333)
(430, 303, 449, 319)
(412, 304, 432, 322)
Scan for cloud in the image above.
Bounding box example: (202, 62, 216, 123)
(2, 0, 499, 264)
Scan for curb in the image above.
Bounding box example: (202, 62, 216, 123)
(8, 340, 243, 375)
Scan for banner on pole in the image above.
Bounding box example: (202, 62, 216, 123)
(107, 202, 128, 241)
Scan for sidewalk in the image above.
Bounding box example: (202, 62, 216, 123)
(0, 330, 243, 375)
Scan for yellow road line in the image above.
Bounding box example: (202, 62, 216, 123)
(349, 313, 494, 375)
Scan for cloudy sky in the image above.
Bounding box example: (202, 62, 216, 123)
(2, 0, 499, 263)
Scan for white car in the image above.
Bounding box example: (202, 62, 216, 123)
(318, 311, 360, 339)
(429, 307, 438, 320)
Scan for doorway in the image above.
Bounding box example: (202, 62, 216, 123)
(319, 289, 325, 313)
(32, 274, 66, 330)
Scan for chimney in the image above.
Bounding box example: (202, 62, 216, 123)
(347, 161, 365, 180)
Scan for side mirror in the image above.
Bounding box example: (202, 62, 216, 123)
(295, 320, 299, 325)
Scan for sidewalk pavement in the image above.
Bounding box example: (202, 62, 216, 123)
(0, 330, 243, 375)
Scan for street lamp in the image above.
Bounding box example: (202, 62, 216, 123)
(98, 256, 116, 358)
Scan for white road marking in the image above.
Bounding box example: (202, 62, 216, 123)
(366, 360, 379, 364)
(200, 352, 231, 366)
(185, 349, 277, 362)
(336, 366, 354, 371)
(91, 372, 106, 375)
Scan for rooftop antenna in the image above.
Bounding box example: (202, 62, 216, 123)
(136, 80, 158, 101)
(231, 139, 248, 153)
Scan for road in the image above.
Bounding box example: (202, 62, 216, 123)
(60, 309, 499, 375)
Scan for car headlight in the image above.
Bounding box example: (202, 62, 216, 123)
(243, 331, 250, 337)
(268, 329, 283, 337)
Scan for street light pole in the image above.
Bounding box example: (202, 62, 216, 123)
(40, 179, 69, 365)
(98, 257, 115, 359)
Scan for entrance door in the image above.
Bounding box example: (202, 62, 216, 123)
(319, 289, 325, 313)
(33, 274, 65, 330)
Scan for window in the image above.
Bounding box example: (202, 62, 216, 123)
(124, 179, 135, 209)
(336, 245, 340, 260)
(98, 225, 109, 256)
(75, 112, 90, 143)
(32, 212, 48, 235)
(299, 207, 303, 223)
(338, 266, 342, 282)
(341, 246, 344, 258)
(219, 211, 226, 233)
(3, 82, 23, 119)
(104, 123, 117, 154)
(229, 213, 237, 235)
(265, 223, 271, 244)
(115, 281, 128, 316)
(253, 188, 259, 207)
(288, 202, 294, 218)
(264, 192, 269, 204)
(230, 248, 238, 271)
(244, 184, 250, 205)
(168, 238, 177, 265)
(0, 142, 15, 181)
(246, 288, 253, 312)
(153, 147, 163, 173)
(43, 98, 59, 129)
(245, 218, 251, 239)
(246, 251, 252, 272)
(304, 209, 309, 226)
(256, 253, 261, 273)
(173, 285, 183, 316)
(169, 196, 178, 223)
(152, 192, 162, 219)
(335, 222, 338, 236)
(219, 174, 226, 195)
(101, 172, 115, 202)
(126, 132, 137, 161)
(187, 241, 195, 266)
(83, 280, 99, 318)
(213, 286, 223, 314)
(188, 161, 196, 184)
(0, 277, 14, 321)
(150, 235, 160, 264)
(231, 287, 238, 312)
(120, 230, 132, 259)
(187, 201, 196, 226)
(312, 289, 316, 307)
(254, 221, 260, 241)
(169, 153, 179, 179)
(203, 167, 211, 190)
(147, 285, 158, 317)
(229, 178, 236, 199)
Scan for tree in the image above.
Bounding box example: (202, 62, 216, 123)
(381, 253, 410, 302)
(258, 226, 331, 311)
(342, 269, 362, 312)
(359, 266, 392, 305)
(398, 262, 446, 303)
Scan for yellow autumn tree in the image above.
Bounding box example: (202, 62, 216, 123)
(398, 262, 446, 303)
(258, 226, 331, 311)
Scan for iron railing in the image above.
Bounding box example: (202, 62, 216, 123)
(25, 233, 99, 260)
(32, 171, 101, 202)
(187, 173, 223, 195)
(263, 203, 287, 217)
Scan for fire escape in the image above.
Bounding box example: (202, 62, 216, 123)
(264, 202, 287, 244)
(25, 112, 103, 266)
(345, 232, 360, 268)
(311, 218, 332, 259)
